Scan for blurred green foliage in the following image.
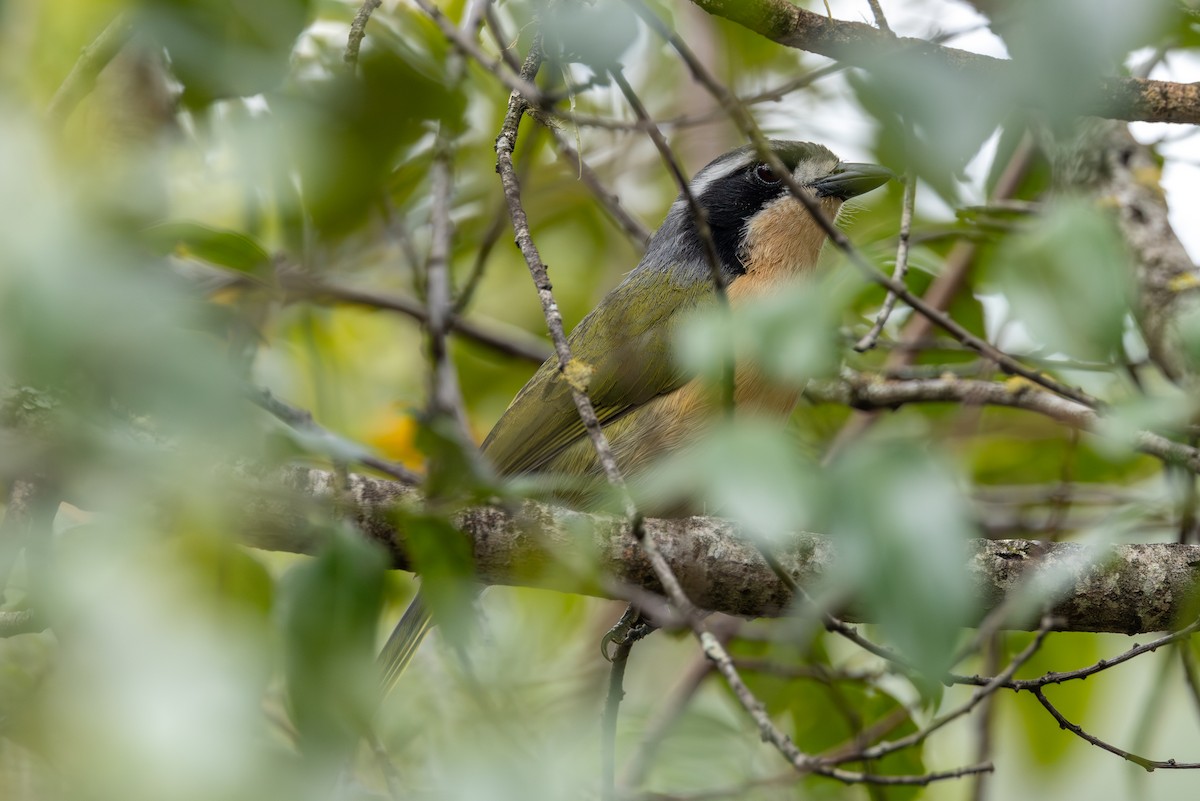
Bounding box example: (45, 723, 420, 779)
(0, 1, 1197, 800)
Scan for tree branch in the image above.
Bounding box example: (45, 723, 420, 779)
(240, 466, 1200, 635)
(687, 0, 1200, 125)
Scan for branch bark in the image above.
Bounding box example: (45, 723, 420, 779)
(1042, 120, 1200, 382)
(241, 466, 1200, 635)
(688, 0, 1200, 125)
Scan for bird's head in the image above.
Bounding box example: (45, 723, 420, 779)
(645, 140, 891, 294)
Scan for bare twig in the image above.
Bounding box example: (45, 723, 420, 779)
(493, 45, 638, 519)
(545, 126, 652, 249)
(823, 131, 1036, 460)
(247, 386, 421, 485)
(412, 0, 542, 103)
(866, 0, 892, 35)
(830, 618, 1055, 764)
(950, 616, 1200, 691)
(808, 373, 1200, 476)
(345, 0, 382, 69)
(1031, 687, 1200, 770)
(969, 634, 1000, 801)
(482, 1, 525, 74)
(693, 622, 993, 785)
(425, 135, 471, 433)
(602, 607, 646, 801)
(606, 66, 734, 411)
(855, 170, 916, 351)
(47, 13, 135, 126)
(278, 271, 551, 363)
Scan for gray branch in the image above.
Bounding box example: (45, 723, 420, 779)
(241, 466, 1200, 635)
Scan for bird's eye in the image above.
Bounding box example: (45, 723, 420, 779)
(754, 163, 781, 185)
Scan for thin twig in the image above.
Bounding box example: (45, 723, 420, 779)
(606, 66, 734, 411)
(412, 0, 542, 102)
(247, 386, 421, 484)
(425, 135, 471, 431)
(345, 0, 383, 69)
(866, 0, 892, 34)
(969, 633, 1000, 801)
(545, 126, 652, 249)
(732, 658, 884, 683)
(619, 619, 736, 790)
(602, 613, 639, 801)
(482, 1, 525, 74)
(823, 130, 1037, 460)
(950, 615, 1200, 691)
(278, 270, 551, 363)
(831, 618, 1055, 764)
(855, 170, 915, 351)
(1031, 687, 1200, 770)
(808, 373, 1200, 477)
(494, 45, 638, 520)
(47, 13, 135, 126)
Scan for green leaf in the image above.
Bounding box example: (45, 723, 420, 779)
(142, 221, 271, 274)
(677, 272, 854, 389)
(635, 418, 824, 543)
(989, 199, 1133, 362)
(397, 511, 477, 651)
(139, 0, 315, 107)
(824, 441, 978, 681)
(279, 525, 386, 762)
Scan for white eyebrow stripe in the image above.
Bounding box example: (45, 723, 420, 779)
(680, 151, 755, 205)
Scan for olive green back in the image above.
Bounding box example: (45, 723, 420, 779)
(481, 267, 713, 476)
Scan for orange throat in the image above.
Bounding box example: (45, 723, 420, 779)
(730, 194, 844, 301)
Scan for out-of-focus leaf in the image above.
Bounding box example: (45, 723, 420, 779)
(274, 23, 466, 236)
(539, 0, 638, 74)
(992, 0, 1174, 129)
(1094, 389, 1197, 458)
(416, 413, 496, 502)
(142, 221, 271, 275)
(823, 441, 977, 682)
(397, 512, 477, 652)
(989, 199, 1133, 361)
(849, 49, 1013, 203)
(175, 532, 274, 619)
(279, 525, 386, 764)
(635, 418, 823, 543)
(677, 272, 854, 390)
(138, 0, 315, 107)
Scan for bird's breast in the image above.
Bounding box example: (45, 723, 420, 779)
(730, 194, 843, 300)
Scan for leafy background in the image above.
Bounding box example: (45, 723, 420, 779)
(1, 0, 1199, 799)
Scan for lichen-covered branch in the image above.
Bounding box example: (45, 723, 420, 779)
(688, 0, 1200, 125)
(1043, 120, 1200, 382)
(239, 466, 1200, 635)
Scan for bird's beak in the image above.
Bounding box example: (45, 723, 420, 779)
(811, 162, 893, 200)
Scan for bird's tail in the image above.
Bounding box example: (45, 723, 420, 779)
(378, 592, 434, 698)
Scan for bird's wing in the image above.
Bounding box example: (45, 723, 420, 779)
(481, 268, 711, 476)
